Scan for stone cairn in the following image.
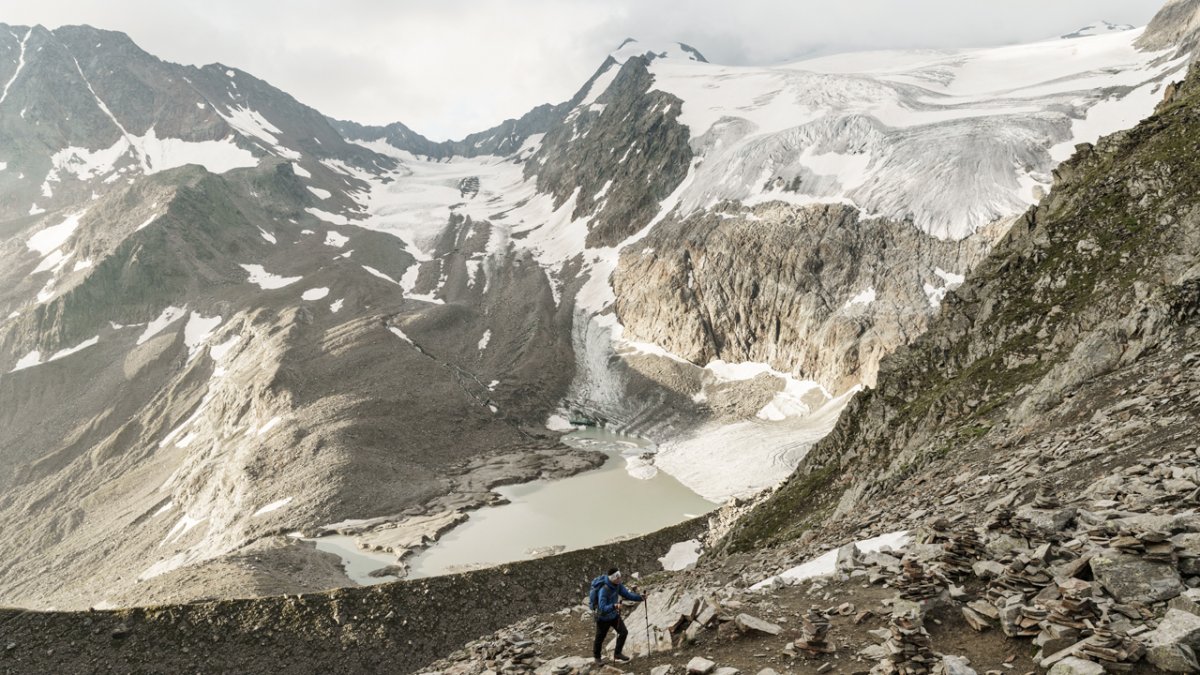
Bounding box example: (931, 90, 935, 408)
(794, 608, 835, 654)
(897, 558, 941, 602)
(870, 611, 936, 675)
(931, 525, 986, 581)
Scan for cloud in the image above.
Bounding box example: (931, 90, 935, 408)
(1, 0, 1168, 140)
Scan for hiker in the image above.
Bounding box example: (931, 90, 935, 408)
(589, 567, 648, 663)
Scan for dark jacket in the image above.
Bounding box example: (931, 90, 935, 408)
(592, 575, 643, 622)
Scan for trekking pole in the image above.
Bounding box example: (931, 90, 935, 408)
(643, 591, 651, 657)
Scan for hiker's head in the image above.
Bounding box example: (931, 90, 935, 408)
(607, 567, 621, 584)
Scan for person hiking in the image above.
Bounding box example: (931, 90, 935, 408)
(589, 567, 648, 663)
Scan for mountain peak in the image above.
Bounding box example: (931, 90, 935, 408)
(609, 38, 707, 65)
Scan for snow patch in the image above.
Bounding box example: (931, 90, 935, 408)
(330, 298, 344, 313)
(751, 530, 910, 590)
(209, 334, 240, 362)
(306, 207, 352, 226)
(216, 105, 299, 160)
(240, 264, 301, 290)
(845, 288, 876, 307)
(324, 230, 348, 247)
(256, 417, 281, 436)
(46, 128, 257, 182)
(301, 287, 330, 301)
(137, 306, 187, 345)
(924, 283, 949, 309)
(934, 268, 965, 287)
(477, 330, 491, 351)
(306, 185, 332, 200)
(183, 313, 222, 358)
(27, 211, 86, 256)
(252, 497, 293, 517)
(361, 265, 401, 285)
(659, 539, 702, 571)
(10, 351, 41, 373)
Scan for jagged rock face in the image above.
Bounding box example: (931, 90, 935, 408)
(613, 203, 993, 394)
(527, 56, 693, 247)
(728, 64, 1200, 550)
(1137, 0, 1200, 51)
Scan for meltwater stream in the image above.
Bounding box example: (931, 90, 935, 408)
(313, 429, 717, 584)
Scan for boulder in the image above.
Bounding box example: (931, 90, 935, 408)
(972, 560, 1006, 580)
(1091, 550, 1184, 604)
(714, 669, 740, 675)
(835, 543, 862, 571)
(1144, 609, 1200, 672)
(1018, 505, 1078, 532)
(859, 644, 888, 660)
(1175, 533, 1200, 576)
(734, 614, 782, 636)
(650, 666, 673, 675)
(1171, 589, 1200, 617)
(1147, 644, 1200, 673)
(687, 657, 716, 674)
(985, 533, 1026, 558)
(941, 655, 977, 675)
(1047, 657, 1105, 675)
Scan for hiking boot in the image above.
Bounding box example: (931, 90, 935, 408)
(613, 654, 632, 663)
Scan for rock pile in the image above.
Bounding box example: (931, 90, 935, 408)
(871, 611, 936, 675)
(793, 608, 834, 654)
(897, 559, 941, 602)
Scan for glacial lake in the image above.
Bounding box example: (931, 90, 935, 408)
(311, 428, 718, 584)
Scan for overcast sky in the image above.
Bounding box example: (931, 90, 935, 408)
(3, 0, 1168, 140)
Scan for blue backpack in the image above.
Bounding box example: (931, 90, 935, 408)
(588, 575, 607, 611)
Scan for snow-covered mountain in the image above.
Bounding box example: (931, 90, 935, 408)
(338, 25, 1190, 499)
(0, 2, 1195, 610)
(589, 32, 1182, 240)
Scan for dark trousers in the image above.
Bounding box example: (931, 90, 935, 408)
(594, 617, 628, 659)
